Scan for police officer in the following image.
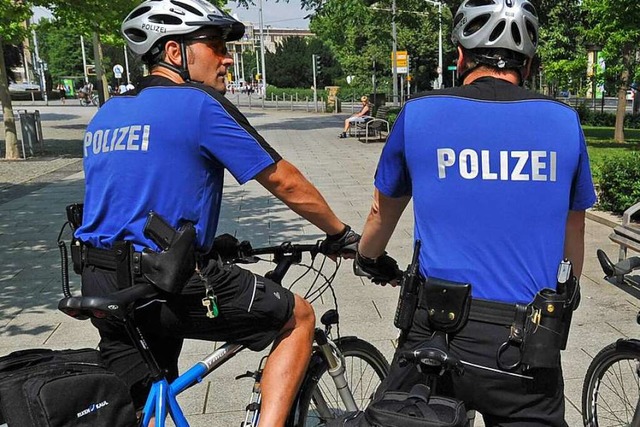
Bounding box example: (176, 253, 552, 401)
(355, 0, 596, 425)
(75, 1, 357, 426)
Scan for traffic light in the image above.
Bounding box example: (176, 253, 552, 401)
(315, 55, 323, 75)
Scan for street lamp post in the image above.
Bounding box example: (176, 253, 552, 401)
(391, 0, 398, 106)
(424, 0, 443, 88)
(258, 0, 267, 107)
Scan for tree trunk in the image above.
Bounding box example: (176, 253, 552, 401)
(614, 45, 633, 143)
(92, 32, 110, 105)
(0, 40, 21, 160)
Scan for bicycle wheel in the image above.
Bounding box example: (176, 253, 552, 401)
(582, 340, 640, 427)
(294, 337, 389, 427)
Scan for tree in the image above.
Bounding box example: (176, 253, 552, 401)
(536, 0, 585, 97)
(1, 0, 33, 159)
(308, 0, 454, 96)
(583, 0, 640, 142)
(34, 18, 88, 81)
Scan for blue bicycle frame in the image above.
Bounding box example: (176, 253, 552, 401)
(140, 343, 244, 427)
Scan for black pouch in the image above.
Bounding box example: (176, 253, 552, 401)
(423, 277, 472, 334)
(520, 288, 568, 369)
(0, 348, 136, 427)
(363, 384, 468, 427)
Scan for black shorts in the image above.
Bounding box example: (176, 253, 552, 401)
(81, 261, 295, 407)
(379, 307, 567, 427)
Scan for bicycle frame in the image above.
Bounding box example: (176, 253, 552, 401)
(140, 343, 244, 427)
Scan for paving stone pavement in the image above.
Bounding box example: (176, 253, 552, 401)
(0, 99, 637, 427)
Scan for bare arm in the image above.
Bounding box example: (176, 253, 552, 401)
(255, 160, 345, 235)
(359, 189, 411, 258)
(564, 210, 586, 277)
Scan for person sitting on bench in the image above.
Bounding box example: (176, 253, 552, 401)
(339, 96, 371, 139)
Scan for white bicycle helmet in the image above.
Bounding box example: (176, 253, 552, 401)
(451, 0, 539, 60)
(122, 0, 244, 56)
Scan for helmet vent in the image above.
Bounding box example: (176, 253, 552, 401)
(489, 21, 505, 42)
(149, 14, 183, 25)
(511, 22, 522, 46)
(124, 28, 147, 43)
(127, 6, 151, 20)
(466, 0, 496, 6)
(522, 3, 538, 17)
(171, 0, 204, 16)
(464, 14, 491, 37)
(453, 13, 464, 28)
(525, 19, 538, 45)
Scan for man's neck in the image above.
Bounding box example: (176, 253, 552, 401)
(151, 65, 184, 84)
(463, 67, 520, 86)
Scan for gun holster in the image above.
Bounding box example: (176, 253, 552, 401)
(421, 277, 472, 334)
(140, 223, 196, 294)
(520, 279, 581, 370)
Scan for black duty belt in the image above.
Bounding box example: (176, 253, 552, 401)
(468, 298, 525, 325)
(83, 245, 142, 275)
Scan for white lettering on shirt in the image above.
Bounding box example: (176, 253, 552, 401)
(92, 130, 103, 155)
(83, 125, 152, 157)
(83, 131, 92, 157)
(114, 127, 129, 151)
(437, 148, 456, 178)
(436, 148, 557, 182)
(510, 151, 528, 181)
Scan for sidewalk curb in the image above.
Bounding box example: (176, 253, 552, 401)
(586, 210, 620, 229)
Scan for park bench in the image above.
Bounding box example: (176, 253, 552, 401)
(609, 201, 640, 261)
(356, 106, 390, 144)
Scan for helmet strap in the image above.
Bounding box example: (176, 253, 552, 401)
(157, 39, 202, 83)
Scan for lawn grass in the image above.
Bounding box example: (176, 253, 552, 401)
(583, 126, 640, 182)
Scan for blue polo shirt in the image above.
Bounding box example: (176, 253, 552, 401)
(76, 76, 281, 253)
(375, 77, 596, 304)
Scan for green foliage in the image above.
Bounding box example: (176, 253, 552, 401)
(309, 0, 455, 94)
(576, 104, 640, 129)
(265, 36, 340, 88)
(35, 19, 89, 80)
(596, 151, 640, 214)
(0, 0, 33, 42)
(537, 0, 584, 96)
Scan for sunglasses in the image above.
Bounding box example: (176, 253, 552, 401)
(186, 35, 229, 56)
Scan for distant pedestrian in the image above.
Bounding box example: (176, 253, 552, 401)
(339, 95, 371, 139)
(57, 83, 66, 104)
(119, 83, 128, 95)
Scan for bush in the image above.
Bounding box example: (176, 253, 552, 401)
(576, 103, 640, 129)
(596, 151, 640, 214)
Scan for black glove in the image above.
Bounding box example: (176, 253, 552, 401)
(354, 251, 402, 285)
(320, 225, 360, 256)
(212, 233, 241, 261)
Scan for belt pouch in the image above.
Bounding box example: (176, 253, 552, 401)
(70, 239, 83, 275)
(521, 288, 566, 369)
(423, 277, 471, 334)
(113, 241, 133, 289)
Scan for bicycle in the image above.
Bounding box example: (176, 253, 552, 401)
(58, 239, 389, 427)
(582, 249, 640, 427)
(78, 91, 99, 106)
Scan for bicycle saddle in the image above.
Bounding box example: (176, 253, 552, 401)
(58, 283, 158, 322)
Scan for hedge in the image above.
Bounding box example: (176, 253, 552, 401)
(596, 151, 640, 214)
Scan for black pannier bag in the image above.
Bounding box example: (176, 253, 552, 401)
(0, 348, 136, 427)
(328, 384, 468, 427)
